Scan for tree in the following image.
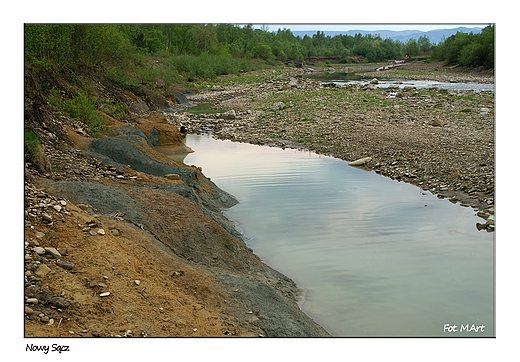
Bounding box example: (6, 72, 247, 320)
(194, 24, 217, 54)
(418, 35, 432, 53)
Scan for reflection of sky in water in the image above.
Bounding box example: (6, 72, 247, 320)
(178, 135, 494, 337)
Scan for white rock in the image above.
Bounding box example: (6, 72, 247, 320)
(99, 292, 111, 297)
(271, 102, 285, 111)
(97, 229, 106, 235)
(349, 157, 372, 167)
(134, 280, 141, 286)
(35, 231, 45, 239)
(34, 246, 46, 255)
(44, 247, 62, 258)
(53, 205, 62, 212)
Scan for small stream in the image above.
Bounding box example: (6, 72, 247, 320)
(305, 72, 495, 92)
(163, 135, 494, 337)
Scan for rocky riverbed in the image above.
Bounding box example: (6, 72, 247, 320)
(169, 61, 495, 231)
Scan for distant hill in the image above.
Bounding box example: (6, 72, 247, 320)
(291, 27, 485, 44)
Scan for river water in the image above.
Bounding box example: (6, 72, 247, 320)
(305, 72, 495, 92)
(167, 135, 494, 337)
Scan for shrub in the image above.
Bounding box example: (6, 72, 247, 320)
(64, 92, 107, 137)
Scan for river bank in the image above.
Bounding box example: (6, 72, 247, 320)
(23, 65, 330, 337)
(173, 61, 495, 231)
(23, 59, 494, 338)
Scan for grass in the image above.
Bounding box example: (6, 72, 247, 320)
(24, 131, 42, 163)
(64, 92, 107, 137)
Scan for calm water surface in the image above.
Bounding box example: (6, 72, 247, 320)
(174, 135, 494, 337)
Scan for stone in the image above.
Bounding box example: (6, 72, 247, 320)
(56, 259, 74, 270)
(53, 205, 62, 212)
(99, 292, 111, 297)
(60, 200, 67, 206)
(89, 230, 97, 236)
(248, 316, 260, 323)
(35, 264, 52, 277)
(110, 229, 120, 236)
(44, 247, 62, 258)
(35, 231, 45, 239)
(34, 246, 46, 255)
(26, 298, 39, 304)
(349, 157, 372, 167)
(221, 110, 236, 119)
(48, 297, 71, 308)
(97, 228, 106, 235)
(134, 280, 141, 286)
(432, 119, 445, 127)
(41, 213, 53, 224)
(271, 102, 285, 111)
(25, 306, 34, 314)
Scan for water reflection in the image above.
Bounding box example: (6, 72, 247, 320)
(161, 135, 494, 337)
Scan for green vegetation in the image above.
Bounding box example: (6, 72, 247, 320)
(431, 25, 494, 68)
(24, 130, 43, 163)
(24, 24, 493, 142)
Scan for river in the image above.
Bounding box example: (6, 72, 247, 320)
(165, 134, 494, 337)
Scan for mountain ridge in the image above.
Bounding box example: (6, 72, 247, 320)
(291, 26, 485, 44)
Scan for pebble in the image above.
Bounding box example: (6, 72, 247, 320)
(26, 298, 39, 304)
(45, 247, 62, 258)
(35, 231, 45, 239)
(349, 157, 372, 166)
(110, 229, 120, 236)
(34, 246, 46, 255)
(41, 213, 53, 224)
(134, 280, 141, 286)
(97, 228, 106, 235)
(25, 306, 34, 314)
(53, 205, 62, 212)
(48, 297, 71, 308)
(56, 259, 74, 270)
(89, 230, 97, 236)
(99, 292, 111, 297)
(35, 264, 52, 277)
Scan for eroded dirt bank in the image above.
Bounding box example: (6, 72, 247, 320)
(23, 66, 330, 337)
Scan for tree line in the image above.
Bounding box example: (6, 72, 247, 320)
(25, 24, 494, 75)
(431, 25, 494, 68)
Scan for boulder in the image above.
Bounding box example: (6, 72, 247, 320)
(272, 102, 285, 111)
(221, 110, 236, 119)
(349, 157, 372, 167)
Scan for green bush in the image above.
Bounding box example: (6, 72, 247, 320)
(64, 92, 106, 137)
(24, 130, 42, 162)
